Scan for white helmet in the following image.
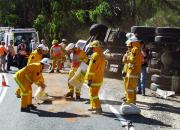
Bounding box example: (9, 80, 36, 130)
(37, 44, 48, 51)
(75, 40, 86, 50)
(125, 36, 140, 46)
(40, 58, 52, 64)
(65, 43, 75, 51)
(40, 58, 52, 71)
(126, 33, 135, 39)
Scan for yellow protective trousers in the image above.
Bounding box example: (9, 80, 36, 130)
(59, 58, 66, 70)
(124, 74, 139, 104)
(15, 87, 21, 96)
(52, 57, 61, 71)
(14, 76, 32, 108)
(68, 68, 81, 96)
(89, 85, 101, 109)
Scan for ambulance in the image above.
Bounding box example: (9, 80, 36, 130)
(3, 28, 39, 53)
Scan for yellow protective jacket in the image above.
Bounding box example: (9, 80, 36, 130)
(124, 42, 142, 75)
(71, 48, 88, 68)
(27, 50, 42, 65)
(85, 49, 105, 86)
(15, 63, 44, 88)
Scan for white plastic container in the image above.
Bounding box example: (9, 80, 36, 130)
(69, 62, 88, 89)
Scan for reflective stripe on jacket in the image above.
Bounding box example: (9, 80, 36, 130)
(50, 44, 62, 57)
(85, 51, 105, 84)
(14, 63, 44, 86)
(125, 46, 142, 75)
(71, 48, 88, 68)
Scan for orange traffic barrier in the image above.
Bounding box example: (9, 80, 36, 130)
(1, 75, 7, 87)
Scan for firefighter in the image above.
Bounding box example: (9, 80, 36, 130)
(122, 40, 132, 101)
(122, 36, 142, 104)
(15, 45, 46, 98)
(65, 43, 88, 100)
(50, 40, 63, 73)
(84, 40, 106, 114)
(13, 58, 50, 112)
(59, 39, 68, 70)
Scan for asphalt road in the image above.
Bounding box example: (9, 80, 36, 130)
(0, 71, 179, 130)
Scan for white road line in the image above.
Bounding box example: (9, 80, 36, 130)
(109, 105, 135, 130)
(0, 87, 8, 104)
(99, 93, 135, 130)
(0, 74, 9, 104)
(0, 87, 2, 96)
(85, 83, 135, 129)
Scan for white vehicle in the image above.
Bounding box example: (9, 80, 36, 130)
(4, 28, 39, 53)
(0, 27, 13, 41)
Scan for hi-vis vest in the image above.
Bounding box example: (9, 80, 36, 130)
(70, 48, 88, 68)
(52, 44, 62, 57)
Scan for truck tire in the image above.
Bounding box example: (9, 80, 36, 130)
(89, 24, 108, 36)
(155, 36, 180, 43)
(151, 51, 160, 58)
(136, 34, 155, 42)
(113, 31, 126, 44)
(156, 27, 180, 37)
(131, 26, 156, 35)
(150, 83, 159, 91)
(150, 58, 161, 69)
(150, 82, 170, 91)
(151, 74, 171, 86)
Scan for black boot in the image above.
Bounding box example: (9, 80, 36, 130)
(15, 94, 21, 98)
(88, 108, 95, 111)
(76, 95, 81, 100)
(65, 92, 73, 98)
(76, 93, 81, 100)
(49, 70, 54, 73)
(92, 108, 102, 114)
(28, 104, 37, 110)
(137, 90, 142, 94)
(21, 107, 30, 112)
(142, 90, 146, 96)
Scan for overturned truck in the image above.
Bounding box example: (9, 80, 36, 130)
(85, 24, 127, 78)
(85, 24, 180, 94)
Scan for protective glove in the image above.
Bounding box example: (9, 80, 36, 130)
(40, 83, 46, 89)
(88, 80, 92, 86)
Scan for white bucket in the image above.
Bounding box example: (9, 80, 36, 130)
(69, 62, 88, 89)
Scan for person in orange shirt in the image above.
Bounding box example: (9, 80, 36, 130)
(0, 41, 7, 72)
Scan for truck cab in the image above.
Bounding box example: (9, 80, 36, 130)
(84, 24, 127, 79)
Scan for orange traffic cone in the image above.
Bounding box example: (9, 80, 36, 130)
(1, 75, 7, 87)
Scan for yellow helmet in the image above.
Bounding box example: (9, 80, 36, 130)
(89, 40, 101, 48)
(52, 39, 58, 45)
